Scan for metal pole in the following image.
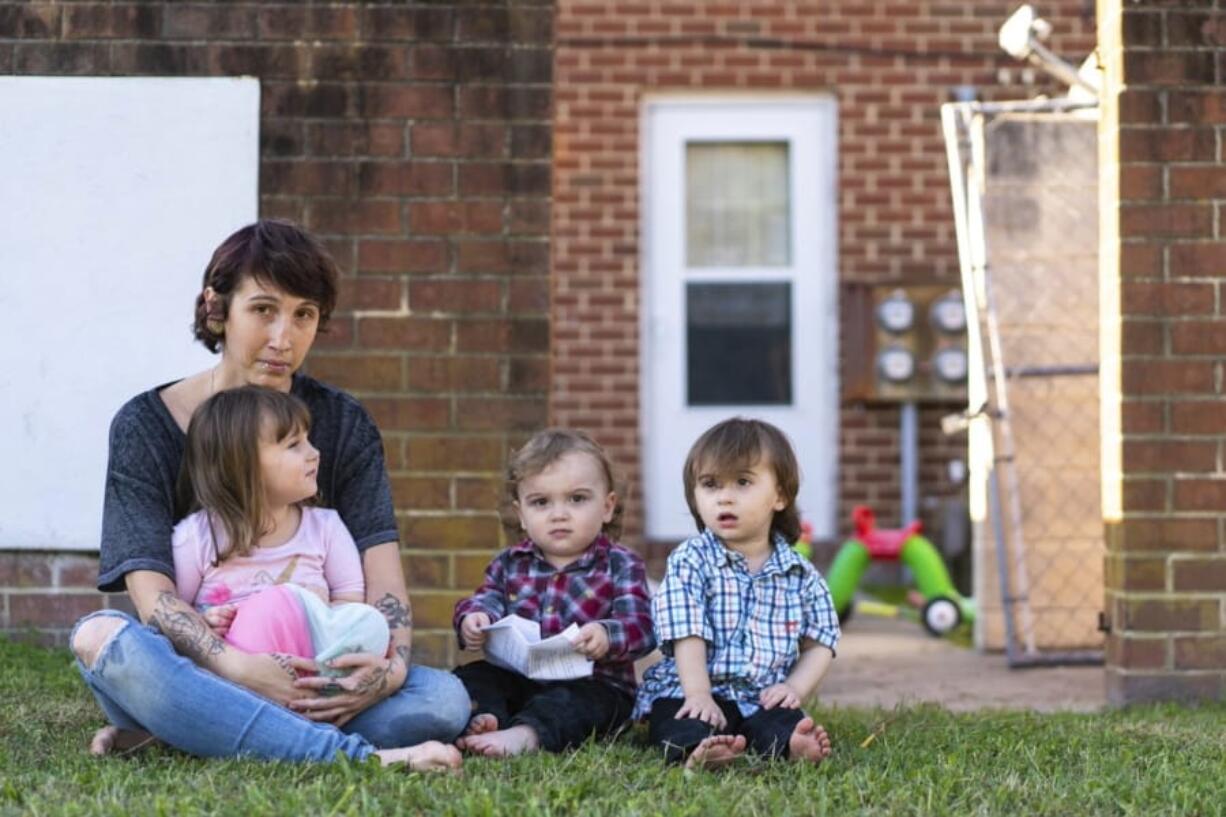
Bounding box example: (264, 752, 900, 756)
(901, 400, 918, 525)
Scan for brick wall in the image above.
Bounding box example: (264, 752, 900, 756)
(552, 1, 1096, 567)
(1100, 0, 1226, 703)
(0, 2, 552, 666)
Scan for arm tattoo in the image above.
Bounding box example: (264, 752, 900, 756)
(373, 593, 412, 631)
(150, 590, 225, 666)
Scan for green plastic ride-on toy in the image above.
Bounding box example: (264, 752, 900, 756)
(820, 505, 975, 637)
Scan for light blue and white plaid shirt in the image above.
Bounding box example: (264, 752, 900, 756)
(634, 528, 840, 718)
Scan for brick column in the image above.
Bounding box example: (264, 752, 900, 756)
(1100, 0, 1226, 703)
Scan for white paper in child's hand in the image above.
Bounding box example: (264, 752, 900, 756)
(480, 615, 593, 681)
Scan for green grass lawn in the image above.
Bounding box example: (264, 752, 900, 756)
(3, 636, 1225, 817)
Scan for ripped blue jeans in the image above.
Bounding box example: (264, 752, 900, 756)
(72, 611, 470, 761)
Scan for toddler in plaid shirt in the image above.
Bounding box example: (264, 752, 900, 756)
(453, 429, 656, 757)
(635, 418, 840, 770)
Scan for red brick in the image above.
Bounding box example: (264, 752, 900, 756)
(364, 397, 451, 431)
(358, 161, 453, 197)
(455, 553, 501, 588)
(309, 123, 404, 158)
(63, 4, 159, 38)
(307, 200, 401, 235)
(9, 593, 103, 627)
(307, 354, 403, 393)
(1123, 440, 1215, 473)
(0, 554, 51, 588)
(1123, 51, 1216, 85)
(358, 240, 449, 275)
(1126, 279, 1214, 317)
(402, 553, 451, 589)
(163, 4, 255, 39)
(1170, 321, 1226, 355)
(1172, 558, 1226, 592)
(1173, 478, 1226, 511)
(1106, 634, 1167, 670)
(1170, 167, 1226, 199)
(406, 435, 506, 472)
(262, 161, 356, 197)
(455, 477, 503, 511)
(455, 397, 546, 431)
(409, 202, 504, 236)
(1121, 360, 1214, 395)
(1122, 599, 1220, 632)
(1173, 636, 1226, 670)
(1169, 243, 1226, 276)
(338, 277, 403, 312)
(392, 476, 451, 510)
(411, 123, 507, 158)
(1123, 478, 1167, 512)
(360, 86, 454, 119)
(258, 6, 358, 40)
(311, 44, 409, 81)
(1172, 401, 1226, 434)
(400, 516, 503, 551)
(1169, 91, 1226, 124)
(1120, 203, 1213, 238)
(358, 316, 451, 351)
(1107, 518, 1219, 553)
(1106, 554, 1168, 591)
(410, 280, 502, 314)
(407, 356, 502, 392)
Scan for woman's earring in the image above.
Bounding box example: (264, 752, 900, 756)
(206, 317, 224, 336)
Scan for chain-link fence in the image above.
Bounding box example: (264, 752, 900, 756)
(944, 100, 1104, 666)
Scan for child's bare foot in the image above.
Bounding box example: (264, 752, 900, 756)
(684, 734, 746, 771)
(376, 741, 462, 772)
(459, 725, 540, 757)
(88, 726, 156, 757)
(788, 717, 831, 764)
(457, 712, 499, 746)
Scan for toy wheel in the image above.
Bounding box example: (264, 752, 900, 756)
(921, 597, 961, 636)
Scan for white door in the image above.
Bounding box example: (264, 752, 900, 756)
(642, 96, 839, 542)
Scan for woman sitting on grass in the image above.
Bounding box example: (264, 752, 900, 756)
(70, 220, 469, 769)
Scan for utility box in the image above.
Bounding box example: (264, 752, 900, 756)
(843, 283, 968, 404)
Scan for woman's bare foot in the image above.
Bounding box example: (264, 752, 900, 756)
(376, 741, 462, 772)
(787, 717, 832, 764)
(459, 725, 540, 757)
(88, 726, 157, 757)
(685, 734, 746, 771)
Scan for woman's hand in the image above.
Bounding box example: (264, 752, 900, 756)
(676, 693, 727, 729)
(572, 622, 610, 660)
(759, 682, 801, 710)
(460, 613, 491, 650)
(289, 651, 406, 727)
(202, 604, 237, 639)
(234, 652, 317, 708)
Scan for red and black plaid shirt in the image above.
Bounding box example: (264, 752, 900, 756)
(453, 535, 656, 694)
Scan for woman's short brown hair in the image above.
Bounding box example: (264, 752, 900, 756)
(682, 417, 802, 543)
(193, 220, 339, 352)
(502, 428, 624, 541)
(178, 385, 313, 562)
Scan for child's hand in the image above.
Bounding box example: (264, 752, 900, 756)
(759, 682, 801, 710)
(203, 604, 237, 639)
(676, 693, 727, 729)
(572, 622, 610, 659)
(461, 613, 492, 650)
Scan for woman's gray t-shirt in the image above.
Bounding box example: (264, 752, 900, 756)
(97, 373, 398, 593)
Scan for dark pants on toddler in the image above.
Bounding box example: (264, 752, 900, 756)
(454, 660, 634, 753)
(646, 696, 805, 764)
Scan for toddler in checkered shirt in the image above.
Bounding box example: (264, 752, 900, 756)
(452, 429, 656, 757)
(635, 418, 841, 770)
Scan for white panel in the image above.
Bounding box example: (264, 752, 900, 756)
(0, 77, 260, 550)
